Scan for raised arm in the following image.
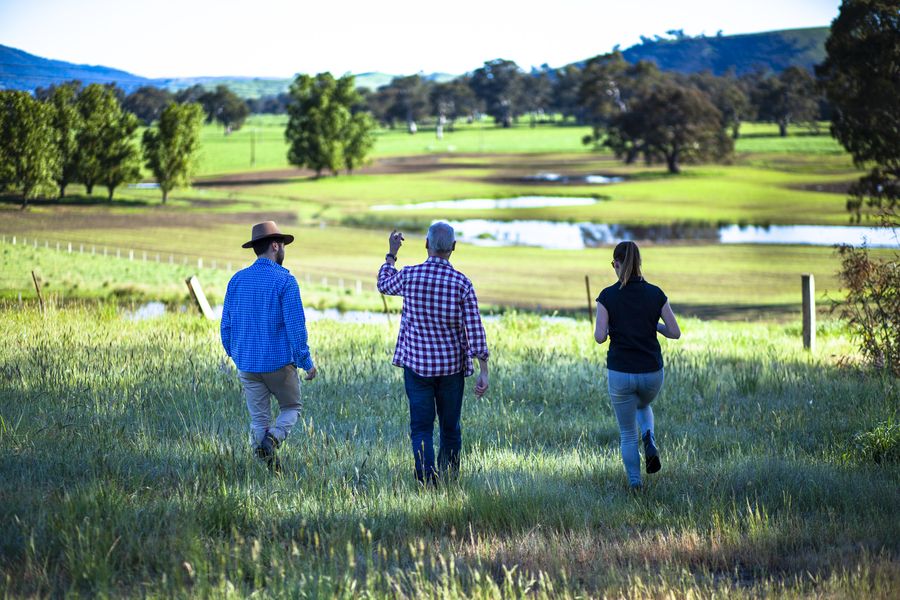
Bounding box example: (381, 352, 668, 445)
(594, 300, 609, 344)
(377, 229, 405, 296)
(656, 301, 681, 340)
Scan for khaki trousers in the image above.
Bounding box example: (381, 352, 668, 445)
(238, 364, 302, 446)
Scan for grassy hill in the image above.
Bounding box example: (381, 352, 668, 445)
(2, 27, 828, 97)
(620, 27, 829, 74)
(0, 44, 455, 98)
(0, 44, 152, 93)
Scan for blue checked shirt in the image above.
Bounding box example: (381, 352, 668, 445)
(220, 257, 314, 373)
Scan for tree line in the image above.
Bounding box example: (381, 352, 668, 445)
(0, 74, 377, 206)
(0, 82, 205, 207)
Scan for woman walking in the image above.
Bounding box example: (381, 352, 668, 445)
(595, 241, 681, 490)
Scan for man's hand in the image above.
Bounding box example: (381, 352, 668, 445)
(303, 366, 317, 381)
(474, 371, 489, 398)
(389, 229, 404, 256)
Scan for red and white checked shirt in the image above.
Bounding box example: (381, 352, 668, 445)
(377, 256, 489, 377)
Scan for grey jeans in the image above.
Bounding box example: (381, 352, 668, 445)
(238, 364, 302, 446)
(607, 368, 665, 486)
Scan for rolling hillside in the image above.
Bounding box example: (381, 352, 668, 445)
(620, 27, 829, 74)
(1, 26, 829, 97)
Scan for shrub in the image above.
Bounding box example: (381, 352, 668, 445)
(834, 241, 900, 375)
(843, 420, 900, 465)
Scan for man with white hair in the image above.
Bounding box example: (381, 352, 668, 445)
(377, 222, 490, 486)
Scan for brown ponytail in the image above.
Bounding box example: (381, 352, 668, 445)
(613, 241, 642, 288)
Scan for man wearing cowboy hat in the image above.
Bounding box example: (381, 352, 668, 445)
(221, 221, 317, 469)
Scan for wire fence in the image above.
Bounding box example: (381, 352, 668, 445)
(0, 235, 376, 297)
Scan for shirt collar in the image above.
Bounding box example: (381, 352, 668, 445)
(254, 257, 286, 271)
(426, 256, 452, 266)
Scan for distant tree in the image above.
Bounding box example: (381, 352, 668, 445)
(470, 59, 525, 127)
(753, 66, 819, 136)
(34, 80, 82, 101)
(75, 84, 120, 195)
(142, 102, 204, 204)
(429, 78, 479, 130)
(44, 82, 83, 198)
(174, 84, 207, 104)
(0, 91, 58, 208)
(367, 85, 397, 127)
(285, 73, 375, 177)
(201, 85, 250, 132)
(384, 75, 430, 133)
(101, 110, 142, 201)
(246, 93, 292, 115)
(521, 70, 553, 126)
(689, 71, 752, 138)
(550, 64, 584, 122)
(606, 84, 733, 174)
(578, 53, 665, 152)
(123, 86, 174, 124)
(343, 112, 376, 173)
(817, 0, 900, 222)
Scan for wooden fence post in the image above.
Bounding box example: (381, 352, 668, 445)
(185, 275, 215, 320)
(802, 274, 815, 352)
(31, 271, 44, 314)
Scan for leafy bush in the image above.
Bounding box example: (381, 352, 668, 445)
(835, 242, 900, 375)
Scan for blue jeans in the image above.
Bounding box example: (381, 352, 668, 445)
(403, 367, 465, 483)
(607, 368, 665, 486)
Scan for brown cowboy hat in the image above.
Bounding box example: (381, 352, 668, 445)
(241, 221, 295, 248)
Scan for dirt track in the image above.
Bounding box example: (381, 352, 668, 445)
(192, 153, 618, 189)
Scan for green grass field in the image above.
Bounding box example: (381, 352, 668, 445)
(2, 114, 898, 598)
(1, 308, 897, 597)
(192, 117, 848, 177)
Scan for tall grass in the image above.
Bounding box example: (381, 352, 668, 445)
(1, 308, 897, 597)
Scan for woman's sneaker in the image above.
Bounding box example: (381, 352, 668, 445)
(643, 431, 661, 474)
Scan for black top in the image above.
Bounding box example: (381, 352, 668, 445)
(597, 278, 667, 373)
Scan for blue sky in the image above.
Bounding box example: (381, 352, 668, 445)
(0, 0, 841, 78)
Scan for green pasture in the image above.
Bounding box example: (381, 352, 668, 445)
(1, 308, 897, 597)
(179, 118, 863, 227)
(191, 117, 849, 177)
(212, 160, 858, 226)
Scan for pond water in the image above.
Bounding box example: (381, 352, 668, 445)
(446, 220, 899, 250)
(526, 173, 624, 185)
(371, 196, 599, 211)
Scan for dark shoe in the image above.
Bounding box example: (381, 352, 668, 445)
(255, 433, 280, 471)
(643, 430, 661, 474)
